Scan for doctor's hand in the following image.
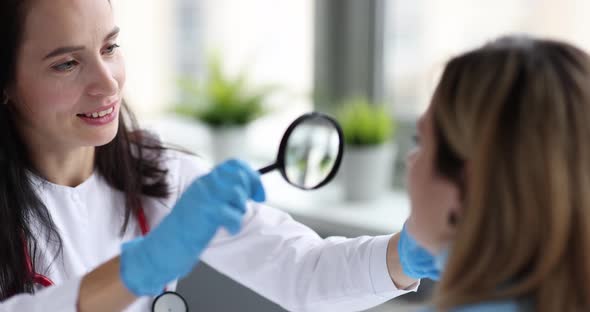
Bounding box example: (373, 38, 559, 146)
(397, 223, 440, 280)
(120, 159, 266, 296)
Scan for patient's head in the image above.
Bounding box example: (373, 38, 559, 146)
(406, 36, 590, 310)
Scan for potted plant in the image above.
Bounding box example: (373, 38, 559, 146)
(337, 98, 397, 201)
(174, 54, 272, 162)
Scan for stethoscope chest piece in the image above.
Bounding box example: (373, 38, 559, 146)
(152, 291, 188, 312)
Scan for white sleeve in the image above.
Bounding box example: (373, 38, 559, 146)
(0, 276, 82, 312)
(201, 203, 419, 312)
(169, 151, 418, 312)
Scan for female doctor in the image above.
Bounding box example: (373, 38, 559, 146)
(0, 0, 437, 311)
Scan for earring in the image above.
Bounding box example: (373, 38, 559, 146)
(1, 91, 8, 105)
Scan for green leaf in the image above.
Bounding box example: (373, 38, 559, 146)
(336, 97, 397, 146)
(172, 52, 275, 127)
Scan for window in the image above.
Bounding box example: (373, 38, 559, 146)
(200, 0, 315, 159)
(114, 0, 314, 162)
(385, 0, 590, 118)
(113, 0, 590, 187)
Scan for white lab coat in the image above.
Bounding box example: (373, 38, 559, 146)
(0, 150, 417, 311)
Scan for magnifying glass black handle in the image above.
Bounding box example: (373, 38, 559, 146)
(258, 163, 277, 175)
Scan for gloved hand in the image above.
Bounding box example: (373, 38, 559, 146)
(398, 223, 441, 280)
(120, 159, 266, 296)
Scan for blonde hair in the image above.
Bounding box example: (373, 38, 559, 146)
(432, 36, 590, 311)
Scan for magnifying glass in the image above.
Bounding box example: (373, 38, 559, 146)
(258, 112, 344, 190)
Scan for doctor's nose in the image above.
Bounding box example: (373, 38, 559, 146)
(86, 61, 119, 97)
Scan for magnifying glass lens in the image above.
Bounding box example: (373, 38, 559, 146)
(152, 291, 188, 312)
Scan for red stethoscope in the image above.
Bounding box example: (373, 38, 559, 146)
(25, 206, 189, 312)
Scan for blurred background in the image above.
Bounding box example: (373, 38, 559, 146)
(112, 0, 590, 310)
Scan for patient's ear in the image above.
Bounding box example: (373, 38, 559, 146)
(448, 210, 458, 226)
(448, 165, 468, 228)
(446, 191, 462, 230)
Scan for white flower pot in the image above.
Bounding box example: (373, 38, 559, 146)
(209, 126, 248, 163)
(340, 143, 397, 202)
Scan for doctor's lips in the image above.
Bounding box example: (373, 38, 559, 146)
(76, 99, 119, 125)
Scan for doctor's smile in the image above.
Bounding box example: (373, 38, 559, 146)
(76, 99, 119, 126)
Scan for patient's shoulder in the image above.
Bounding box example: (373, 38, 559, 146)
(421, 299, 531, 312)
(450, 300, 525, 312)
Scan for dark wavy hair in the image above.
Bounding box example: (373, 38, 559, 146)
(0, 0, 170, 299)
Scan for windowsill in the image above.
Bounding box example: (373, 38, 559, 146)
(262, 170, 409, 237)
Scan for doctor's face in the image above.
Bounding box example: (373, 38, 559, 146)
(405, 106, 461, 254)
(8, 0, 125, 151)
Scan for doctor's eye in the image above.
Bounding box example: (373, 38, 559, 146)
(52, 60, 79, 72)
(103, 43, 120, 55)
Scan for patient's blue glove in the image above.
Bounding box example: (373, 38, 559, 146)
(398, 223, 441, 280)
(120, 159, 266, 296)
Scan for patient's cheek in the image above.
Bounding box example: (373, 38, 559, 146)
(406, 210, 435, 250)
(406, 181, 458, 254)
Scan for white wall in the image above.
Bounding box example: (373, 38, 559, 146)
(112, 0, 175, 117)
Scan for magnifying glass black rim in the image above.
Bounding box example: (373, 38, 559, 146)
(275, 112, 344, 190)
(152, 291, 189, 312)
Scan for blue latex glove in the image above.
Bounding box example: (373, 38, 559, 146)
(120, 159, 266, 296)
(398, 223, 441, 280)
